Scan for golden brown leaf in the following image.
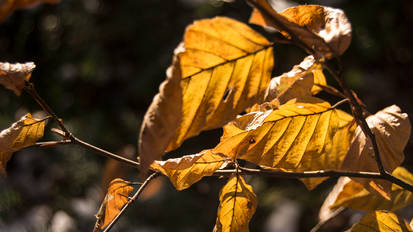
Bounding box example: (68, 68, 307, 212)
(96, 178, 133, 230)
(341, 105, 411, 198)
(151, 150, 228, 191)
(249, 2, 351, 58)
(214, 175, 257, 232)
(348, 210, 413, 232)
(0, 0, 59, 22)
(0, 113, 45, 177)
(139, 17, 274, 172)
(0, 62, 35, 95)
(321, 167, 413, 215)
(264, 55, 326, 104)
(214, 99, 355, 189)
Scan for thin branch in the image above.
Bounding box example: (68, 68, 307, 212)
(51, 128, 140, 168)
(314, 84, 347, 99)
(24, 82, 72, 138)
(102, 172, 160, 232)
(34, 140, 72, 148)
(324, 63, 385, 174)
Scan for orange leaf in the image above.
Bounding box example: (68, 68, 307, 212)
(0, 62, 35, 95)
(249, 1, 351, 58)
(214, 98, 355, 189)
(349, 210, 413, 232)
(139, 17, 273, 173)
(96, 178, 133, 230)
(0, 113, 45, 177)
(214, 175, 257, 232)
(151, 150, 228, 191)
(341, 105, 411, 198)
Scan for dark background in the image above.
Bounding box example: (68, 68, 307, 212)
(0, 0, 412, 231)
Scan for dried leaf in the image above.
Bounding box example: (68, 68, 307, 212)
(214, 175, 257, 232)
(0, 0, 59, 22)
(96, 178, 133, 230)
(264, 55, 326, 104)
(151, 150, 228, 191)
(139, 17, 274, 172)
(348, 210, 413, 232)
(323, 167, 413, 214)
(0, 62, 35, 95)
(250, 2, 351, 58)
(341, 105, 411, 198)
(139, 56, 182, 175)
(0, 113, 45, 177)
(214, 98, 355, 189)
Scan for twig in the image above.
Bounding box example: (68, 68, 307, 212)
(102, 172, 160, 232)
(34, 140, 72, 148)
(51, 128, 140, 168)
(310, 208, 346, 232)
(24, 82, 72, 138)
(314, 84, 347, 99)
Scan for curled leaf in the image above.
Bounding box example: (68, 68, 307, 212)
(0, 113, 45, 177)
(151, 150, 229, 191)
(250, 1, 351, 58)
(321, 167, 413, 215)
(214, 175, 257, 232)
(214, 98, 355, 189)
(341, 105, 411, 198)
(0, 62, 35, 95)
(139, 17, 274, 172)
(95, 178, 133, 230)
(348, 210, 413, 232)
(264, 55, 326, 104)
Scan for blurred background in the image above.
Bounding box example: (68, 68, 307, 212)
(0, 0, 412, 231)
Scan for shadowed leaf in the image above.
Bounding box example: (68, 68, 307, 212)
(249, 1, 351, 58)
(0, 62, 35, 95)
(0, 113, 45, 177)
(341, 105, 411, 198)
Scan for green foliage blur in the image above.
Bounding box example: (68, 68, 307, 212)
(0, 0, 412, 231)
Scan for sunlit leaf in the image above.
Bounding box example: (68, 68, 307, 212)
(214, 98, 355, 189)
(151, 150, 229, 191)
(348, 210, 413, 232)
(0, 0, 59, 22)
(0, 113, 45, 177)
(264, 55, 326, 104)
(214, 175, 257, 232)
(322, 167, 413, 214)
(96, 178, 133, 230)
(139, 17, 274, 172)
(0, 62, 35, 95)
(249, 1, 351, 58)
(341, 105, 411, 198)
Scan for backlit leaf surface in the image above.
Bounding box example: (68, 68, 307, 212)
(214, 99, 355, 189)
(139, 17, 274, 171)
(151, 150, 228, 191)
(98, 178, 133, 230)
(348, 210, 413, 232)
(264, 55, 326, 104)
(0, 113, 45, 177)
(214, 175, 257, 232)
(341, 105, 411, 198)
